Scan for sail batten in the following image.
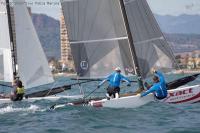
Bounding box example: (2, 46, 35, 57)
(70, 37, 128, 44)
(134, 36, 164, 45)
(13, 0, 54, 89)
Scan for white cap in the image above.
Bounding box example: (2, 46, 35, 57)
(115, 67, 121, 71)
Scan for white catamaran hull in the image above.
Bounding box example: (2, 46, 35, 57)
(89, 85, 200, 108)
(162, 85, 200, 104)
(0, 95, 83, 104)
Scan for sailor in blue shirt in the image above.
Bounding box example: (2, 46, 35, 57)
(141, 70, 168, 100)
(98, 67, 131, 99)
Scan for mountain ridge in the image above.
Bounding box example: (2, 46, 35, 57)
(155, 14, 200, 34)
(32, 13, 60, 60)
(32, 13, 200, 59)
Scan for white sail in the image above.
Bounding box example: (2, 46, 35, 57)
(13, 0, 54, 89)
(0, 1, 13, 82)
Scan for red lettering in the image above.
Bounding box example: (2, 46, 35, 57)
(169, 93, 174, 96)
(175, 91, 182, 96)
(189, 88, 193, 93)
(169, 88, 193, 97)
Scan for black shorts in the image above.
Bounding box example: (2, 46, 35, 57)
(107, 86, 120, 97)
(155, 95, 166, 100)
(10, 94, 24, 101)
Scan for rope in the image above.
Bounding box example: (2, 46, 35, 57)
(45, 81, 60, 97)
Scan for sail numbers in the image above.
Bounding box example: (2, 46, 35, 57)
(80, 61, 88, 70)
(126, 67, 134, 73)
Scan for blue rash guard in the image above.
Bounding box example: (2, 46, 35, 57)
(99, 72, 131, 87)
(141, 71, 168, 99)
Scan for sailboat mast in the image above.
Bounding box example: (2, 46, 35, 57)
(6, 0, 17, 79)
(119, 0, 144, 89)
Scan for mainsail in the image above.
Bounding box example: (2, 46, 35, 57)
(0, 0, 13, 82)
(62, 0, 176, 80)
(61, 0, 134, 78)
(124, 0, 176, 78)
(13, 0, 54, 89)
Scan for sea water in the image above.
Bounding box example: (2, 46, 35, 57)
(0, 74, 200, 133)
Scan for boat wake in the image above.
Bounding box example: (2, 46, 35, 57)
(0, 104, 45, 114)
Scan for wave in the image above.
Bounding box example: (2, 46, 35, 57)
(0, 104, 45, 114)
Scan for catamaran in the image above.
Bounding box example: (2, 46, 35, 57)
(0, 0, 84, 104)
(48, 0, 200, 109)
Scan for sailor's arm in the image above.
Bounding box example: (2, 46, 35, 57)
(98, 79, 108, 87)
(154, 71, 165, 83)
(121, 75, 131, 85)
(98, 74, 112, 87)
(141, 85, 156, 97)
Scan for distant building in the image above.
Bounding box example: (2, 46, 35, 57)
(192, 50, 200, 58)
(177, 50, 200, 69)
(60, 10, 75, 71)
(190, 50, 200, 69)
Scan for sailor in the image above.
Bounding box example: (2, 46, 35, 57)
(10, 79, 25, 101)
(98, 67, 131, 99)
(140, 69, 168, 100)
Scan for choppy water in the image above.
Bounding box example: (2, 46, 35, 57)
(0, 74, 200, 133)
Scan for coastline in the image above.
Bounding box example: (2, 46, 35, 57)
(173, 69, 200, 74)
(52, 69, 200, 78)
(53, 72, 77, 78)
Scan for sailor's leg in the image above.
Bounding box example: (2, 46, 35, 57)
(115, 93, 119, 98)
(106, 93, 110, 100)
(15, 95, 20, 101)
(18, 94, 24, 101)
(112, 91, 115, 98)
(10, 95, 18, 101)
(106, 86, 115, 100)
(114, 87, 120, 99)
(106, 87, 111, 100)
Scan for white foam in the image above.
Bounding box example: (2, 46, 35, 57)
(0, 104, 44, 114)
(54, 104, 66, 109)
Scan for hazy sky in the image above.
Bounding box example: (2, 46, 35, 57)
(27, 0, 200, 20)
